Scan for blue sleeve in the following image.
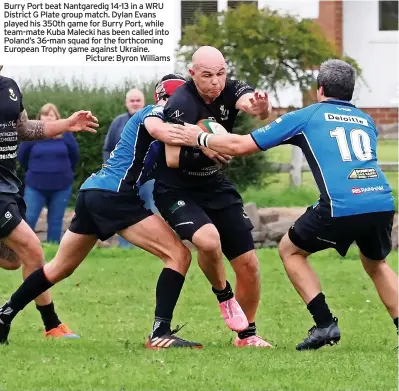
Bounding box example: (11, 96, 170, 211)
(103, 117, 121, 162)
(250, 108, 310, 150)
(64, 133, 79, 170)
(143, 105, 165, 121)
(17, 141, 34, 170)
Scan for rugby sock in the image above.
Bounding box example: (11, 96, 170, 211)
(151, 268, 185, 339)
(36, 302, 61, 331)
(237, 322, 257, 339)
(394, 317, 398, 332)
(0, 267, 53, 325)
(307, 292, 334, 328)
(212, 280, 234, 303)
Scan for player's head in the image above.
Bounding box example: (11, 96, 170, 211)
(190, 46, 227, 101)
(316, 59, 356, 102)
(154, 74, 186, 104)
(125, 88, 145, 115)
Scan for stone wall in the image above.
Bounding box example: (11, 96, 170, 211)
(36, 204, 398, 250)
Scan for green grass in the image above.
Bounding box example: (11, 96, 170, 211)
(377, 140, 398, 162)
(0, 246, 397, 391)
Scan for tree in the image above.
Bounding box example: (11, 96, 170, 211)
(178, 4, 360, 104)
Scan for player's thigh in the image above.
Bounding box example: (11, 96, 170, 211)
(355, 211, 394, 261)
(207, 203, 254, 261)
(154, 191, 212, 242)
(0, 195, 46, 272)
(119, 214, 191, 267)
(288, 206, 353, 257)
(44, 230, 98, 283)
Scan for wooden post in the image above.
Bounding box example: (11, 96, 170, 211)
(290, 146, 303, 187)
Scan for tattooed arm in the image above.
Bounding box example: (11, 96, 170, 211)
(16, 110, 98, 141)
(0, 241, 20, 271)
(16, 110, 45, 141)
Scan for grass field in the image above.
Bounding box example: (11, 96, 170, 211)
(0, 246, 397, 391)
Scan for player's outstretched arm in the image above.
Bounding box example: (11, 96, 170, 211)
(236, 92, 271, 120)
(16, 110, 98, 141)
(144, 117, 182, 167)
(169, 124, 260, 156)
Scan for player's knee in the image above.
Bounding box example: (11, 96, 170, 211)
(233, 252, 259, 280)
(171, 245, 192, 272)
(192, 225, 221, 253)
(21, 236, 45, 267)
(278, 234, 292, 261)
(362, 258, 387, 277)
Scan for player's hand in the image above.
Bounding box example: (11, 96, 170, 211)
(65, 111, 99, 133)
(241, 92, 270, 117)
(200, 147, 232, 165)
(169, 123, 202, 147)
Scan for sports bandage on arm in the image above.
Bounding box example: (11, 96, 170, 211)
(197, 132, 213, 148)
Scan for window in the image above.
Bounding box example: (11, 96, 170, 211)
(181, 1, 218, 31)
(228, 1, 258, 9)
(379, 1, 398, 31)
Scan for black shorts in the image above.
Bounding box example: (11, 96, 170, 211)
(154, 186, 254, 261)
(0, 192, 26, 239)
(289, 206, 394, 260)
(69, 189, 153, 241)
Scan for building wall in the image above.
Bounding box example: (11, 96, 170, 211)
(317, 0, 343, 54)
(342, 1, 398, 110)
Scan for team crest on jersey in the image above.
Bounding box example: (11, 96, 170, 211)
(169, 200, 185, 214)
(9, 88, 17, 102)
(220, 105, 229, 121)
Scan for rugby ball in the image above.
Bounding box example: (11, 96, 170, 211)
(197, 119, 228, 135)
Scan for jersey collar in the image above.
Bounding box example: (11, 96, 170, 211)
(321, 99, 356, 108)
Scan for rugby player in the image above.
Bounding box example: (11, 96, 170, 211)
(153, 46, 273, 347)
(169, 59, 398, 350)
(0, 67, 98, 339)
(0, 74, 204, 349)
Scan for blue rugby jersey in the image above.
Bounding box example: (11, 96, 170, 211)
(251, 99, 395, 217)
(81, 104, 164, 193)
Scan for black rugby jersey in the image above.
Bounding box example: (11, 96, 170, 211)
(156, 79, 254, 189)
(0, 77, 24, 193)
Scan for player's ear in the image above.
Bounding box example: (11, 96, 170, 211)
(188, 68, 194, 77)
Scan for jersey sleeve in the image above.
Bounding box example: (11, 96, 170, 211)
(250, 108, 310, 150)
(163, 92, 198, 125)
(143, 105, 165, 121)
(230, 80, 255, 103)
